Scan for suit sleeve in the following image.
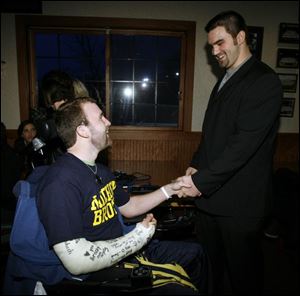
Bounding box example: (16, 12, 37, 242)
(190, 84, 220, 169)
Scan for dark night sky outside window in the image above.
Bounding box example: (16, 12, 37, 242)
(35, 33, 106, 108)
(34, 32, 181, 127)
(110, 35, 181, 126)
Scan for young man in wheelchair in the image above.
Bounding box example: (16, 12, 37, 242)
(35, 97, 209, 295)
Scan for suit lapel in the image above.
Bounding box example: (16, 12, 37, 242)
(211, 56, 256, 101)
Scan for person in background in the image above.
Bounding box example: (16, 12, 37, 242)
(73, 78, 90, 98)
(31, 70, 77, 162)
(176, 11, 282, 295)
(14, 120, 38, 176)
(31, 70, 109, 165)
(37, 97, 209, 295)
(1, 122, 21, 223)
(41, 70, 76, 110)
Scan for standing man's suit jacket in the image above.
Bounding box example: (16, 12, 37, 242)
(191, 56, 282, 217)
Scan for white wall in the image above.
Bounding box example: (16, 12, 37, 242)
(1, 1, 299, 132)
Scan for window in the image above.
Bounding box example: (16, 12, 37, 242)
(16, 15, 195, 131)
(34, 32, 106, 108)
(110, 34, 181, 126)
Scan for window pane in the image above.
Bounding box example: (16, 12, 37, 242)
(134, 104, 155, 125)
(60, 59, 85, 76)
(60, 34, 104, 58)
(110, 34, 181, 127)
(85, 81, 106, 107)
(83, 57, 105, 80)
(157, 83, 179, 105)
(61, 58, 104, 81)
(35, 33, 58, 56)
(158, 61, 180, 81)
(111, 60, 133, 81)
(111, 35, 133, 59)
(36, 59, 60, 81)
(158, 36, 181, 60)
(133, 36, 157, 59)
(157, 105, 178, 126)
(135, 82, 155, 104)
(135, 60, 156, 81)
(111, 103, 133, 125)
(35, 32, 106, 108)
(111, 82, 133, 105)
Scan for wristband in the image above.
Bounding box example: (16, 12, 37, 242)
(160, 186, 171, 200)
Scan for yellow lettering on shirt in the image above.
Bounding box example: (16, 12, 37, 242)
(91, 180, 118, 226)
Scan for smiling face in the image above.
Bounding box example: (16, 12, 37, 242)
(207, 26, 245, 70)
(82, 102, 112, 152)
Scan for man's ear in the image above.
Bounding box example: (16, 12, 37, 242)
(237, 30, 246, 45)
(76, 125, 89, 138)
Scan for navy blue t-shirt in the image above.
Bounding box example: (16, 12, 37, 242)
(36, 153, 130, 246)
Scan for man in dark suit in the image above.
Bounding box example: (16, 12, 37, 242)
(176, 11, 282, 296)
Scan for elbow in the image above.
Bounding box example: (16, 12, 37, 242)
(58, 256, 85, 275)
(65, 265, 82, 276)
(55, 251, 108, 275)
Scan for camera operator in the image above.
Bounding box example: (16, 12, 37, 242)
(30, 70, 76, 165)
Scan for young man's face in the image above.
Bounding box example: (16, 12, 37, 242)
(82, 102, 112, 152)
(207, 26, 242, 70)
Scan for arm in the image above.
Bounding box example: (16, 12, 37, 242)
(53, 214, 156, 275)
(119, 180, 191, 218)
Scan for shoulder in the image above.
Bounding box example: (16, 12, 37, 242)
(38, 154, 81, 186)
(96, 163, 118, 185)
(97, 163, 114, 176)
(14, 138, 26, 150)
(246, 57, 278, 80)
(240, 57, 281, 90)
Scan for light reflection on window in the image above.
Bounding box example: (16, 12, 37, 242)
(123, 87, 132, 98)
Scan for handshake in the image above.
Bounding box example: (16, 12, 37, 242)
(165, 166, 202, 198)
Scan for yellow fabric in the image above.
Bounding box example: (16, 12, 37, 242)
(123, 254, 197, 291)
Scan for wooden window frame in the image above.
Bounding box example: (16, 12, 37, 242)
(16, 15, 195, 132)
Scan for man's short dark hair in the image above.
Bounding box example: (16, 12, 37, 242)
(55, 97, 97, 148)
(205, 11, 249, 45)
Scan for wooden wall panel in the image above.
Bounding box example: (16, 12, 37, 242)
(108, 131, 201, 172)
(109, 131, 299, 172)
(6, 129, 299, 172)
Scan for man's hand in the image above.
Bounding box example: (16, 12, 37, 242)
(176, 175, 202, 198)
(162, 178, 193, 198)
(141, 213, 157, 228)
(185, 166, 198, 176)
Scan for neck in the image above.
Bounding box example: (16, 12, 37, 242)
(68, 144, 98, 164)
(238, 46, 252, 66)
(241, 47, 252, 62)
